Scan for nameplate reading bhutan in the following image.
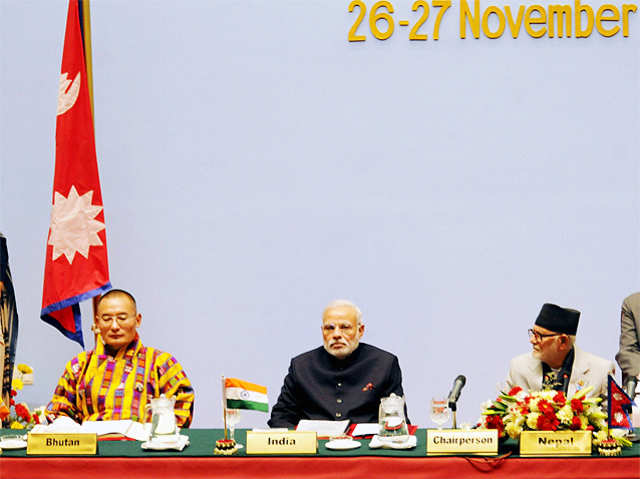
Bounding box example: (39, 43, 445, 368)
(27, 433, 97, 455)
(426, 429, 498, 455)
(246, 431, 317, 454)
(520, 430, 591, 455)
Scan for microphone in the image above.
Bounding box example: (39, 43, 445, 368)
(561, 373, 570, 394)
(447, 375, 467, 411)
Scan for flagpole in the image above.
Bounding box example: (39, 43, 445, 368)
(79, 0, 104, 348)
(92, 295, 100, 347)
(79, 0, 95, 123)
(83, 0, 101, 348)
(607, 375, 611, 439)
(222, 376, 228, 440)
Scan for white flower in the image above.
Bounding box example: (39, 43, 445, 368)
(526, 412, 540, 429)
(557, 405, 573, 425)
(480, 399, 493, 410)
(507, 404, 521, 416)
(514, 390, 527, 402)
(505, 421, 523, 439)
(529, 399, 540, 412)
(541, 390, 555, 400)
(585, 405, 607, 420)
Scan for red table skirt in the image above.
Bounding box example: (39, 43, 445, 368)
(3, 456, 639, 479)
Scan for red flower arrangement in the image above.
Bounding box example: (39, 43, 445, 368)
(478, 385, 609, 440)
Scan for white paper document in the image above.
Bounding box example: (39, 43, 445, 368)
(81, 420, 150, 441)
(31, 418, 150, 441)
(31, 416, 82, 434)
(350, 423, 380, 437)
(296, 419, 349, 437)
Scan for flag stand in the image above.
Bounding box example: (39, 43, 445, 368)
(597, 374, 636, 455)
(222, 376, 228, 440)
(214, 376, 238, 455)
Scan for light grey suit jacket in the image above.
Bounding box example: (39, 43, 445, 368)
(616, 293, 640, 382)
(506, 345, 615, 399)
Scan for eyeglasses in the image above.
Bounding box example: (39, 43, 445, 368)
(97, 314, 134, 324)
(527, 329, 563, 342)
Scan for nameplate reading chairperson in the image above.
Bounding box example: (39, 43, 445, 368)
(427, 429, 498, 455)
(27, 433, 97, 455)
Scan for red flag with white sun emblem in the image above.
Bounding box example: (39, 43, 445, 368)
(607, 375, 635, 429)
(41, 0, 110, 347)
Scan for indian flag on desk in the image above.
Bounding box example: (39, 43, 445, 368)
(224, 377, 269, 412)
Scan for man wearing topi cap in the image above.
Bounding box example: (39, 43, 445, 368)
(506, 303, 615, 398)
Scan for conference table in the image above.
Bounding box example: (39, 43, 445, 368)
(1, 428, 638, 479)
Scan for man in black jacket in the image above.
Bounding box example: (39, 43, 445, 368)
(268, 300, 408, 428)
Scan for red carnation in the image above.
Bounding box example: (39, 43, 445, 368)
(569, 416, 581, 430)
(14, 403, 31, 422)
(485, 414, 505, 436)
(508, 386, 522, 396)
(570, 398, 584, 414)
(10, 389, 17, 397)
(536, 413, 560, 431)
(10, 399, 15, 406)
(538, 399, 555, 416)
(552, 391, 566, 406)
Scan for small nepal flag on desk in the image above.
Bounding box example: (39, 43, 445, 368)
(225, 378, 269, 412)
(41, 0, 111, 348)
(607, 375, 636, 429)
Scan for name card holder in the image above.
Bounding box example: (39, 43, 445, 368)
(246, 431, 317, 454)
(27, 433, 97, 455)
(520, 431, 591, 456)
(426, 429, 498, 455)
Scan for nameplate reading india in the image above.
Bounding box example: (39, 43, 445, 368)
(520, 431, 591, 455)
(27, 433, 97, 455)
(246, 431, 317, 454)
(426, 429, 498, 455)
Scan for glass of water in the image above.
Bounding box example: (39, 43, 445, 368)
(225, 409, 243, 448)
(430, 398, 450, 429)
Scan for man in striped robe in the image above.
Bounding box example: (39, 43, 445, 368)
(46, 289, 194, 427)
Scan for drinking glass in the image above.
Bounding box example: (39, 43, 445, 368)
(430, 398, 450, 429)
(225, 409, 243, 448)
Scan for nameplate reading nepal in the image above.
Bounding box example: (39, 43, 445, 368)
(520, 431, 592, 455)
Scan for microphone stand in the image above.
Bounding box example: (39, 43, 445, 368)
(449, 401, 457, 429)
